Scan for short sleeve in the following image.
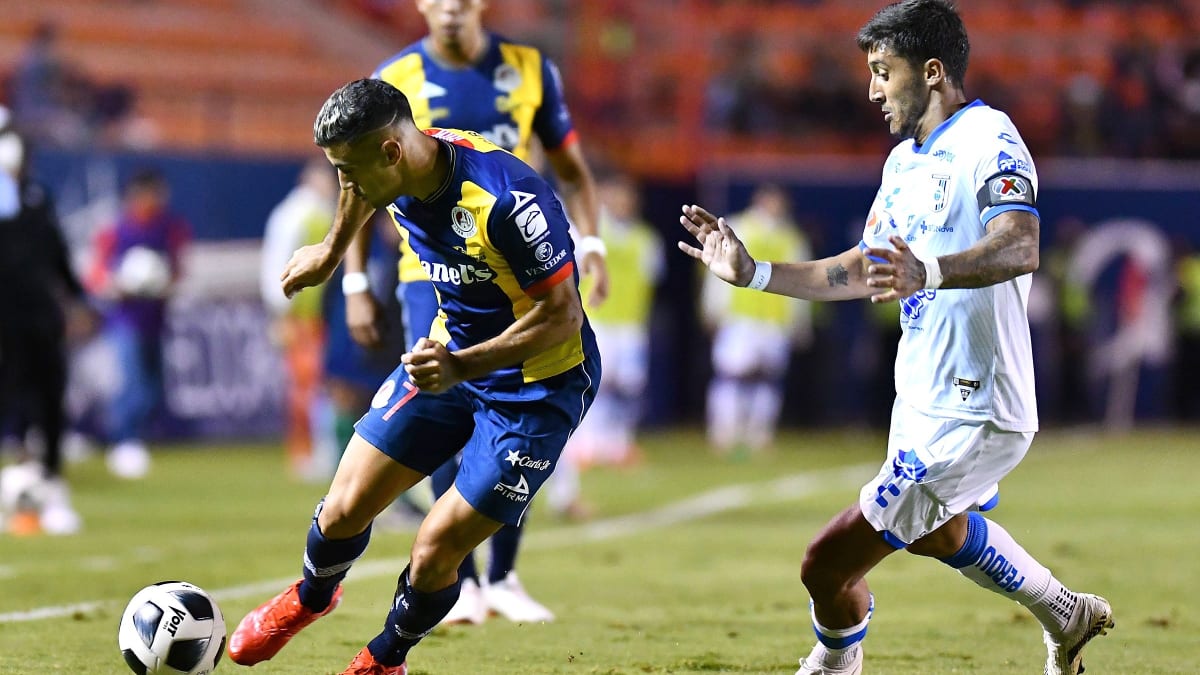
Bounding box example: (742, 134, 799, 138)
(531, 57, 576, 151)
(973, 133, 1038, 225)
(489, 176, 576, 296)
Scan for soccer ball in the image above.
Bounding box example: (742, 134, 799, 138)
(114, 245, 172, 298)
(118, 581, 226, 675)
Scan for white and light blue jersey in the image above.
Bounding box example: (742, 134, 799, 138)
(860, 100, 1039, 431)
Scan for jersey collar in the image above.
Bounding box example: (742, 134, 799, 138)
(912, 99, 984, 155)
(419, 140, 458, 204)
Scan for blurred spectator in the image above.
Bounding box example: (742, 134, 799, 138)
(260, 158, 338, 480)
(8, 21, 137, 149)
(0, 105, 94, 534)
(555, 171, 662, 513)
(701, 184, 812, 456)
(1044, 219, 1095, 425)
(85, 168, 190, 479)
(1172, 243, 1200, 420)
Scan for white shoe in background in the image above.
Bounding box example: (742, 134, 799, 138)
(107, 441, 150, 479)
(40, 477, 81, 535)
(483, 572, 555, 623)
(440, 578, 487, 626)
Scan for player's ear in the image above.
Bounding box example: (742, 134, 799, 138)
(380, 137, 403, 166)
(924, 58, 945, 88)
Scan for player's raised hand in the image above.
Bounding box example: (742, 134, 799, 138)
(401, 337, 462, 393)
(864, 235, 925, 303)
(677, 204, 756, 287)
(281, 242, 339, 299)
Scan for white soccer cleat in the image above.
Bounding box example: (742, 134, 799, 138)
(107, 441, 150, 479)
(440, 577, 487, 626)
(39, 477, 81, 535)
(1043, 593, 1113, 675)
(483, 572, 555, 623)
(796, 643, 863, 675)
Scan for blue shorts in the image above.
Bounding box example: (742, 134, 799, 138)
(354, 353, 599, 525)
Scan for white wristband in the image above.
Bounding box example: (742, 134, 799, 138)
(341, 272, 370, 295)
(576, 235, 607, 258)
(922, 256, 943, 290)
(746, 260, 773, 291)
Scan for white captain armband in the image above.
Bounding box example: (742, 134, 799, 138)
(746, 261, 773, 291)
(341, 272, 370, 295)
(576, 235, 607, 258)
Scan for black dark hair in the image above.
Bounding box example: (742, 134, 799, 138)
(856, 0, 970, 88)
(313, 78, 414, 147)
(126, 167, 167, 194)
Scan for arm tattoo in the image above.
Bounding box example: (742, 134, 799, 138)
(942, 219, 1039, 288)
(826, 264, 849, 287)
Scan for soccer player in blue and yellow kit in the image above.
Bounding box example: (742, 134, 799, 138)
(229, 79, 600, 675)
(340, 0, 608, 625)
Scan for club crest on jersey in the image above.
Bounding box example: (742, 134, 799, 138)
(510, 190, 549, 243)
(451, 207, 477, 238)
(931, 173, 950, 212)
(494, 64, 521, 93)
(534, 241, 554, 262)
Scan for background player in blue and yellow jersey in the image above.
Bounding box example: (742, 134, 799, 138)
(340, 0, 609, 625)
(229, 79, 600, 675)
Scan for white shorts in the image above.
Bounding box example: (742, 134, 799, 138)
(859, 398, 1033, 548)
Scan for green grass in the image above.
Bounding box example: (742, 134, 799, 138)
(1, 428, 1197, 674)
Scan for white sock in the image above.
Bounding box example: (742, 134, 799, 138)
(942, 512, 1078, 633)
(809, 595, 873, 665)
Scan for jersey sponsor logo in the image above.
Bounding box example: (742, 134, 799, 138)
(426, 128, 476, 148)
(493, 473, 530, 502)
(504, 449, 551, 471)
(900, 289, 935, 324)
(371, 379, 396, 409)
(954, 377, 981, 401)
(932, 149, 956, 162)
(997, 151, 1031, 174)
(525, 247, 568, 276)
(931, 173, 950, 212)
(534, 241, 554, 262)
(450, 206, 477, 238)
(892, 449, 928, 481)
(509, 190, 550, 243)
(420, 260, 495, 285)
(997, 131, 1018, 145)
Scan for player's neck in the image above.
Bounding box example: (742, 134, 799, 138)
(426, 29, 488, 68)
(915, 89, 969, 146)
(408, 139, 453, 203)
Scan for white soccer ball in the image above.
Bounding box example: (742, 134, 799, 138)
(118, 581, 226, 675)
(114, 246, 172, 298)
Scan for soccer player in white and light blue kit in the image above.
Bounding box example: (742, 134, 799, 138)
(679, 2, 1112, 674)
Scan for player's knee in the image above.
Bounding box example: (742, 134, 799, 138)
(408, 538, 461, 590)
(316, 492, 374, 539)
(800, 536, 843, 597)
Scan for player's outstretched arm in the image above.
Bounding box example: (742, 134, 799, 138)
(863, 210, 1039, 303)
(280, 185, 376, 299)
(548, 142, 609, 308)
(678, 204, 873, 302)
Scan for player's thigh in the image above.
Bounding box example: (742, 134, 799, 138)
(859, 399, 1032, 548)
(321, 432, 428, 536)
(455, 388, 591, 526)
(355, 365, 476, 476)
(409, 483, 504, 587)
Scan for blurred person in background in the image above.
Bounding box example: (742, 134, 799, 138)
(261, 158, 339, 480)
(228, 79, 599, 674)
(679, 2, 1111, 673)
(85, 168, 190, 479)
(553, 171, 661, 513)
(1173, 240, 1200, 420)
(339, 0, 610, 626)
(0, 105, 94, 535)
(700, 184, 812, 457)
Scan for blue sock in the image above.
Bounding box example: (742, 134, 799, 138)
(487, 524, 522, 584)
(367, 566, 461, 666)
(297, 500, 371, 611)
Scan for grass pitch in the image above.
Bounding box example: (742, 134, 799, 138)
(0, 428, 1197, 674)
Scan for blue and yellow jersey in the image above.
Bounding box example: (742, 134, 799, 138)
(386, 128, 595, 389)
(373, 33, 577, 284)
